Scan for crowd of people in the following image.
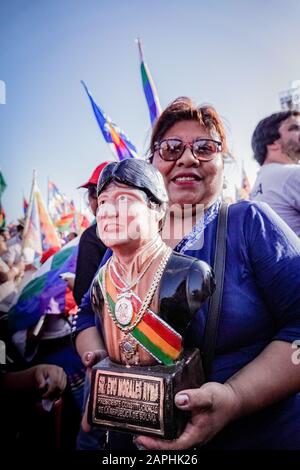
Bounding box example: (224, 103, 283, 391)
(0, 100, 300, 451)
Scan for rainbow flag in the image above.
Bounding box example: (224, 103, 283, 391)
(75, 212, 90, 233)
(55, 212, 75, 232)
(81, 81, 138, 161)
(136, 38, 161, 126)
(9, 238, 79, 333)
(35, 188, 61, 250)
(22, 181, 43, 263)
(99, 264, 182, 365)
(48, 180, 70, 221)
(23, 175, 61, 263)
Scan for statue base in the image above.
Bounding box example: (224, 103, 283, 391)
(88, 349, 205, 439)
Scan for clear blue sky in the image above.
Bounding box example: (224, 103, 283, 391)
(1, 0, 300, 223)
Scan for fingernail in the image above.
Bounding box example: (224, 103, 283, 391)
(175, 393, 189, 406)
(135, 442, 146, 450)
(133, 437, 146, 450)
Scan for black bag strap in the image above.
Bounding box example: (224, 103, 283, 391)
(202, 202, 229, 378)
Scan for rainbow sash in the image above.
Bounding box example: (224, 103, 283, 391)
(98, 263, 182, 365)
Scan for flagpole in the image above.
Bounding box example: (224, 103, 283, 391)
(47, 176, 49, 212)
(22, 169, 36, 252)
(22, 188, 25, 216)
(135, 37, 162, 126)
(135, 37, 144, 62)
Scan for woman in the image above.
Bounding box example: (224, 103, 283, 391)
(134, 97, 300, 450)
(75, 98, 300, 450)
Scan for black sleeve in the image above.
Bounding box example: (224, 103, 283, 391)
(73, 225, 106, 305)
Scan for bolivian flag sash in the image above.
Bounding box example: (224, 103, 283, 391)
(98, 265, 182, 366)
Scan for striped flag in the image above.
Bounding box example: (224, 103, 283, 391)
(23, 174, 61, 264)
(22, 175, 43, 264)
(55, 212, 75, 232)
(35, 188, 61, 251)
(136, 38, 161, 126)
(48, 180, 69, 221)
(9, 238, 79, 333)
(81, 81, 138, 160)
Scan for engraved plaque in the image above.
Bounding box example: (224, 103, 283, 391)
(88, 349, 204, 439)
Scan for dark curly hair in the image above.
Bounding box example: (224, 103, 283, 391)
(148, 97, 228, 161)
(97, 158, 168, 205)
(251, 110, 300, 165)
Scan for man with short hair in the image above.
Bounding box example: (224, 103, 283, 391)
(250, 110, 300, 236)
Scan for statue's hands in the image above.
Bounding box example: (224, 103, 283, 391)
(135, 382, 241, 450)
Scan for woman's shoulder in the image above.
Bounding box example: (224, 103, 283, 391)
(228, 199, 272, 217)
(228, 200, 287, 230)
(227, 200, 300, 250)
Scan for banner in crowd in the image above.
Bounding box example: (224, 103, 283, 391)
(23, 174, 61, 264)
(9, 237, 79, 333)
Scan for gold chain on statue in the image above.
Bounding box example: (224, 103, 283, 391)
(100, 246, 172, 334)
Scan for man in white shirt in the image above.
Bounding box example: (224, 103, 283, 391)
(2, 222, 24, 266)
(0, 236, 24, 311)
(250, 111, 300, 237)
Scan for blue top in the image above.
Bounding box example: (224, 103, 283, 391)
(74, 201, 300, 449)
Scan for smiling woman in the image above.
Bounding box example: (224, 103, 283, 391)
(133, 97, 300, 450)
(73, 99, 300, 451)
(149, 97, 227, 211)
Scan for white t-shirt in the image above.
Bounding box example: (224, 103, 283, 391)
(0, 258, 18, 310)
(250, 163, 300, 237)
(2, 234, 23, 266)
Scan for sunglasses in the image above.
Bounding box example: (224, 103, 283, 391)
(154, 138, 222, 162)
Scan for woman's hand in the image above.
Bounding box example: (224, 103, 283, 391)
(135, 382, 241, 450)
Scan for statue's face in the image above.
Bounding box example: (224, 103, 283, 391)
(97, 182, 160, 250)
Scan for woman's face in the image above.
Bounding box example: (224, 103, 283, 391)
(152, 120, 224, 208)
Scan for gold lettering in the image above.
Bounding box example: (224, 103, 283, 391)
(98, 376, 106, 394)
(142, 382, 159, 402)
(106, 377, 118, 396)
(117, 378, 143, 399)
